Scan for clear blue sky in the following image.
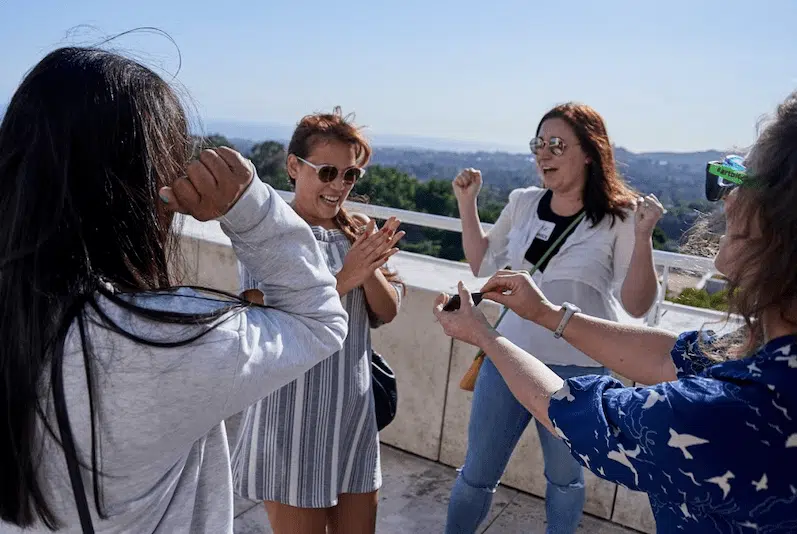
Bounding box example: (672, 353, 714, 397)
(1, 0, 795, 152)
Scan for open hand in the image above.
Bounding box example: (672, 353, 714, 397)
(480, 270, 553, 323)
(159, 146, 254, 221)
(337, 217, 405, 292)
(433, 281, 494, 347)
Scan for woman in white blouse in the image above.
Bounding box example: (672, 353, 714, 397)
(446, 102, 664, 534)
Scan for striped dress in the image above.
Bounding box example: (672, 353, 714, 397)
(230, 226, 400, 508)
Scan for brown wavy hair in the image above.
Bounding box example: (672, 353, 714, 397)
(287, 107, 404, 293)
(536, 103, 637, 226)
(720, 92, 797, 355)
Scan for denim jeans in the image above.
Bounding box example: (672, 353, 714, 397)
(445, 357, 608, 534)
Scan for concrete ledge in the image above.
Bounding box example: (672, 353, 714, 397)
(371, 286, 455, 460)
(612, 485, 657, 532)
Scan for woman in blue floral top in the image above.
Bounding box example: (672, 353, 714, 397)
(434, 91, 797, 533)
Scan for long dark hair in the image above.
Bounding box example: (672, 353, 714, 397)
(536, 102, 637, 226)
(287, 107, 405, 293)
(0, 47, 248, 528)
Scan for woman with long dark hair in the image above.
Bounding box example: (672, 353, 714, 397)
(447, 102, 664, 533)
(434, 93, 797, 532)
(0, 47, 347, 533)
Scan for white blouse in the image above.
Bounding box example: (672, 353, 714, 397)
(479, 186, 656, 367)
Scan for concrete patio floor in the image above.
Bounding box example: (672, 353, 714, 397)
(233, 445, 642, 534)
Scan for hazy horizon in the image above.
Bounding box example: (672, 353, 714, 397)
(199, 116, 729, 156)
(0, 102, 732, 155)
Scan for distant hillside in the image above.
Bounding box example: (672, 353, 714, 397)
(197, 120, 723, 207)
(203, 119, 525, 153)
(367, 145, 724, 209)
(202, 120, 292, 147)
(627, 150, 728, 166)
(208, 134, 722, 208)
(1, 102, 723, 250)
(205, 133, 720, 252)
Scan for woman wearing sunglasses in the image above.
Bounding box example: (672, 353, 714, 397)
(435, 92, 797, 532)
(447, 102, 664, 533)
(230, 108, 405, 534)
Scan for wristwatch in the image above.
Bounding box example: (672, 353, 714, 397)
(554, 302, 581, 339)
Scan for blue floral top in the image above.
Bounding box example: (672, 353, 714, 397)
(549, 330, 797, 533)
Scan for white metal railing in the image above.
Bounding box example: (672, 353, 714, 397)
(273, 190, 725, 328)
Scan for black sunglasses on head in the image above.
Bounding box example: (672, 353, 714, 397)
(705, 155, 747, 202)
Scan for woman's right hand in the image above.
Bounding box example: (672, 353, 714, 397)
(452, 168, 482, 204)
(159, 147, 254, 221)
(433, 281, 496, 348)
(480, 270, 555, 323)
(337, 217, 405, 292)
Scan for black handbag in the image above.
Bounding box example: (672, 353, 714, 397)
(371, 350, 398, 431)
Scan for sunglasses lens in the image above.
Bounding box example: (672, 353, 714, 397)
(705, 163, 730, 202)
(706, 164, 721, 201)
(549, 138, 565, 156)
(343, 168, 363, 184)
(316, 166, 338, 183)
(705, 178, 724, 202)
(705, 161, 747, 202)
(529, 138, 543, 155)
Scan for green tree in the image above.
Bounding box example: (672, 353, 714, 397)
(249, 141, 291, 190)
(670, 287, 729, 311)
(652, 227, 668, 250)
(353, 166, 417, 210)
(414, 179, 458, 216)
(191, 133, 233, 158)
(401, 240, 442, 257)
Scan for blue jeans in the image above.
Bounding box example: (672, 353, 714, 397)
(445, 357, 608, 534)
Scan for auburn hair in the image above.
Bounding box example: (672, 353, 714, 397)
(536, 102, 638, 226)
(287, 107, 405, 293)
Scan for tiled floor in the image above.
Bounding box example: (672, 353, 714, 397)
(233, 445, 641, 533)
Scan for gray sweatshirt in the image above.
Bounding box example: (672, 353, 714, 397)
(1, 179, 348, 533)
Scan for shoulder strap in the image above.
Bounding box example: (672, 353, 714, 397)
(527, 210, 585, 278)
(52, 335, 95, 534)
(492, 210, 585, 328)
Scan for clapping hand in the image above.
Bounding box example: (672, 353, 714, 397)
(336, 217, 405, 294)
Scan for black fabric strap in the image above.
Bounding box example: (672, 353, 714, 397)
(52, 336, 95, 534)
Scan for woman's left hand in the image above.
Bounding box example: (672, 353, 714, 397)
(433, 282, 495, 347)
(634, 194, 666, 237)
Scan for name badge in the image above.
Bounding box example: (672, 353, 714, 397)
(535, 221, 556, 241)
